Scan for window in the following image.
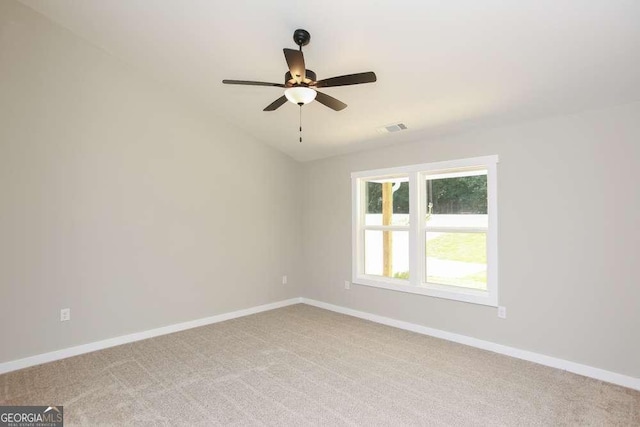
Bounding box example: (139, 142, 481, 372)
(352, 156, 498, 306)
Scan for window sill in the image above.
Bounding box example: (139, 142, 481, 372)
(353, 275, 497, 307)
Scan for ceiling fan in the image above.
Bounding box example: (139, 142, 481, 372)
(222, 29, 377, 112)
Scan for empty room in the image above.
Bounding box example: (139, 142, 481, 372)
(1, 0, 639, 425)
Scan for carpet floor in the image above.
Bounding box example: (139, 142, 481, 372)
(1, 304, 639, 426)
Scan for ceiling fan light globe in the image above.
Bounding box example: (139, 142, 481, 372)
(284, 87, 316, 105)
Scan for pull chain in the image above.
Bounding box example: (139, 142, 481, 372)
(299, 104, 303, 143)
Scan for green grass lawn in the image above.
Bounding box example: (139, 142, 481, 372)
(427, 232, 486, 263)
(394, 233, 486, 287)
(425, 273, 486, 289)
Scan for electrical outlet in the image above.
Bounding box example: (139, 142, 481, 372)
(497, 306, 506, 319)
(60, 308, 71, 322)
(282, 275, 287, 284)
(344, 280, 351, 290)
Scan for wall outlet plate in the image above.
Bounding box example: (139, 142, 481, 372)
(60, 308, 71, 322)
(497, 306, 506, 319)
(344, 280, 351, 290)
(282, 275, 287, 284)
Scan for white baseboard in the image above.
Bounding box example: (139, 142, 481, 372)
(0, 297, 302, 375)
(300, 298, 640, 391)
(3, 296, 638, 392)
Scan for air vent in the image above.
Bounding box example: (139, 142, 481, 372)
(377, 123, 408, 134)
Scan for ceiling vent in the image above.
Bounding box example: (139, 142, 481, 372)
(378, 123, 408, 134)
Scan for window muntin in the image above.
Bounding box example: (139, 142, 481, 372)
(352, 156, 498, 306)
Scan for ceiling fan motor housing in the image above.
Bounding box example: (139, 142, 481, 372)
(285, 70, 316, 87)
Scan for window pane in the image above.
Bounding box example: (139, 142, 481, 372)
(364, 230, 409, 280)
(425, 173, 487, 228)
(365, 178, 409, 226)
(426, 232, 487, 290)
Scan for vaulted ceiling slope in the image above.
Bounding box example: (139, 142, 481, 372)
(20, 0, 640, 162)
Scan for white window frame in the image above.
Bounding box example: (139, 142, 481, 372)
(351, 155, 499, 306)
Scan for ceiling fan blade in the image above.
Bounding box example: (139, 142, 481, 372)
(314, 91, 347, 111)
(263, 95, 288, 111)
(283, 48, 306, 83)
(223, 80, 285, 88)
(314, 72, 377, 88)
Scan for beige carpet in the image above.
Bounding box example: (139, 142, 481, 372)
(1, 304, 639, 426)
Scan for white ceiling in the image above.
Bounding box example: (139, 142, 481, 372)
(20, 0, 640, 161)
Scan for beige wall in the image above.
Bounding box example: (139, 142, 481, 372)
(302, 102, 640, 378)
(0, 0, 302, 363)
(2, 0, 639, 382)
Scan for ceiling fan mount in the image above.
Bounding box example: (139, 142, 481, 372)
(292, 28, 311, 48)
(222, 28, 377, 112)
